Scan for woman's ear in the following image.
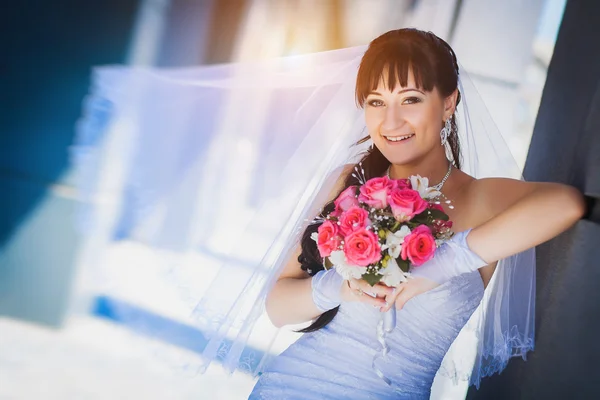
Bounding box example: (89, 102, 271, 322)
(443, 89, 459, 120)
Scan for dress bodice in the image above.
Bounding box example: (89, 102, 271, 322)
(250, 233, 485, 399)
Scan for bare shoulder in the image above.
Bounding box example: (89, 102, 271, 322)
(465, 177, 541, 221)
(468, 177, 541, 204)
(453, 176, 542, 287)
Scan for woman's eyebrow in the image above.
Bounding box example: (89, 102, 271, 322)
(368, 88, 425, 96)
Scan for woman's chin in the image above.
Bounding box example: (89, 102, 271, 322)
(377, 143, 437, 168)
(382, 153, 421, 167)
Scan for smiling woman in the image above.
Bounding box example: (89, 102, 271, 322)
(250, 28, 584, 399)
(364, 75, 455, 180)
(357, 30, 461, 186)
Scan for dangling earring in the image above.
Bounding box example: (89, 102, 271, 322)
(440, 118, 451, 146)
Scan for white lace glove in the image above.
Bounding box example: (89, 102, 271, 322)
(409, 229, 489, 285)
(311, 268, 344, 312)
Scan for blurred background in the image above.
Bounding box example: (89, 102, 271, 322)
(1, 0, 569, 398)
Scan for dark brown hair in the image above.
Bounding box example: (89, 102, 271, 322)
(297, 28, 462, 333)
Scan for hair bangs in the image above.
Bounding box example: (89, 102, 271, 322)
(355, 42, 437, 107)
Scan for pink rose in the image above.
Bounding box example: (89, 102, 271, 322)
(343, 228, 382, 267)
(338, 206, 371, 236)
(334, 186, 359, 214)
(316, 220, 342, 257)
(387, 188, 429, 222)
(392, 178, 411, 190)
(401, 225, 436, 266)
(358, 177, 395, 209)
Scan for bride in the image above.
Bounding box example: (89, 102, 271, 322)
(248, 28, 585, 399)
(73, 26, 585, 399)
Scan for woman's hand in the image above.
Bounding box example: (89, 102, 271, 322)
(380, 277, 441, 312)
(341, 278, 393, 309)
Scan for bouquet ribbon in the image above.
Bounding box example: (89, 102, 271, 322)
(372, 307, 396, 385)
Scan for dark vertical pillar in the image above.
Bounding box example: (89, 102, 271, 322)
(468, 0, 600, 398)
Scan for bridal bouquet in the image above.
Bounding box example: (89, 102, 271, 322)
(311, 168, 455, 385)
(311, 171, 454, 288)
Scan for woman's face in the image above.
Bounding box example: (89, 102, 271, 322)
(364, 70, 454, 166)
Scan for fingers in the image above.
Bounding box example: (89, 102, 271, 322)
(342, 276, 441, 312)
(359, 291, 388, 308)
(347, 279, 388, 308)
(374, 282, 397, 298)
(395, 292, 411, 311)
(350, 279, 394, 298)
(393, 277, 440, 311)
(381, 284, 405, 312)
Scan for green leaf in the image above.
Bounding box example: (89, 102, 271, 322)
(324, 257, 333, 270)
(427, 208, 449, 221)
(396, 258, 410, 273)
(362, 271, 383, 286)
(411, 212, 429, 224)
(412, 208, 450, 225)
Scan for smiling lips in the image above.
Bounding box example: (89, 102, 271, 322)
(383, 134, 415, 143)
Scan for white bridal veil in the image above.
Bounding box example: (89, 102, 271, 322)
(72, 43, 535, 389)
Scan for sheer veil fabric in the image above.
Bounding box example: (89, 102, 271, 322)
(73, 44, 535, 389)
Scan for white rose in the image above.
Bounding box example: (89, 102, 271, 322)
(381, 225, 411, 258)
(380, 258, 409, 287)
(410, 174, 441, 199)
(329, 250, 364, 280)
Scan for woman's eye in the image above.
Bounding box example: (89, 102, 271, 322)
(367, 99, 384, 107)
(403, 97, 422, 105)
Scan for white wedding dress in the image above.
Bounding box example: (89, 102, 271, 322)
(249, 230, 485, 399)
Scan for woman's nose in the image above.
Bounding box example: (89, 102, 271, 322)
(381, 104, 405, 133)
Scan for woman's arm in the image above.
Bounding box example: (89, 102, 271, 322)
(265, 246, 324, 328)
(384, 178, 586, 312)
(468, 178, 587, 264)
(265, 165, 352, 328)
(265, 164, 392, 327)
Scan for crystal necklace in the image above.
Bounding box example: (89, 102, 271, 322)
(386, 162, 453, 191)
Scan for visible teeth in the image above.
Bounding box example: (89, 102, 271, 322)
(385, 134, 414, 142)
